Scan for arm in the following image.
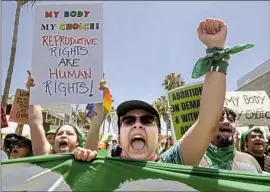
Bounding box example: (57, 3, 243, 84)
(26, 70, 51, 155)
(160, 19, 227, 166)
(180, 72, 225, 166)
(84, 81, 108, 150)
(179, 19, 227, 166)
(28, 105, 51, 155)
(84, 103, 104, 151)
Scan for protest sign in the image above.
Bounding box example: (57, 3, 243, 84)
(30, 3, 103, 105)
(110, 111, 118, 135)
(225, 91, 270, 126)
(1, 104, 8, 128)
(1, 154, 269, 191)
(9, 89, 29, 124)
(168, 82, 203, 140)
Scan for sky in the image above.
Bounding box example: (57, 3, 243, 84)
(1, 1, 270, 109)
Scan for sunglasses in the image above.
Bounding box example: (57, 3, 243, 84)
(120, 115, 157, 127)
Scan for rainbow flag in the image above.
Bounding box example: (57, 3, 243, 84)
(86, 88, 112, 120)
(103, 88, 112, 118)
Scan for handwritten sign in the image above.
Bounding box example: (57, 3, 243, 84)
(168, 82, 203, 140)
(1, 104, 8, 128)
(225, 91, 270, 126)
(30, 3, 103, 104)
(9, 89, 30, 124)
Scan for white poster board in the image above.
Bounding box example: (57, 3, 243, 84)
(30, 3, 103, 104)
(110, 111, 118, 135)
(224, 91, 270, 126)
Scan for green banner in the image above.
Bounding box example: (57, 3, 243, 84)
(2, 153, 269, 191)
(168, 82, 203, 140)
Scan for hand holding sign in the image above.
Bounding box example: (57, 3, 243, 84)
(99, 79, 108, 91)
(197, 18, 227, 48)
(26, 70, 35, 90)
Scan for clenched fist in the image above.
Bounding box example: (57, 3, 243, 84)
(197, 18, 227, 48)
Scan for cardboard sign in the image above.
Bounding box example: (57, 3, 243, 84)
(9, 89, 30, 124)
(168, 82, 203, 140)
(30, 3, 104, 104)
(224, 91, 270, 126)
(169, 83, 270, 139)
(1, 104, 8, 128)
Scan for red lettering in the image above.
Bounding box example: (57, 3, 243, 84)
(84, 11, 90, 17)
(68, 71, 77, 78)
(54, 11, 59, 18)
(45, 11, 53, 18)
(49, 68, 59, 79)
(41, 36, 98, 46)
(49, 69, 92, 80)
(66, 24, 73, 30)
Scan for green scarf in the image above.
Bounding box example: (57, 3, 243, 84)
(192, 44, 254, 79)
(204, 143, 236, 169)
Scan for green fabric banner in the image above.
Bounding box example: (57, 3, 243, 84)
(2, 152, 269, 191)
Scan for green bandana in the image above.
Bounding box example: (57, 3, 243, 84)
(192, 44, 254, 79)
(55, 124, 86, 147)
(204, 143, 236, 170)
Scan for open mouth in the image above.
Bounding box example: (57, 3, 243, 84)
(131, 135, 146, 150)
(254, 141, 263, 147)
(12, 149, 18, 153)
(219, 126, 232, 133)
(59, 141, 68, 150)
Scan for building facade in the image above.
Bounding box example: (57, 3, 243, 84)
(237, 59, 270, 97)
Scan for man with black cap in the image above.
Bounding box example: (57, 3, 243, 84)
(75, 18, 232, 166)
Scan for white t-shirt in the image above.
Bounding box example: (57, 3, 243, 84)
(1, 150, 8, 161)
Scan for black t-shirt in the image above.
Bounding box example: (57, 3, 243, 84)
(248, 153, 270, 173)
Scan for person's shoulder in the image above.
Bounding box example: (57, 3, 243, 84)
(235, 151, 252, 158)
(235, 151, 257, 163)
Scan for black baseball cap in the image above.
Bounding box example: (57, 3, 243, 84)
(116, 100, 161, 133)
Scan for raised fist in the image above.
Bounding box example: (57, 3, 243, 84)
(26, 70, 35, 90)
(197, 18, 227, 48)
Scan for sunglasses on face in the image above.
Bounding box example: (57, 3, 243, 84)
(120, 115, 156, 127)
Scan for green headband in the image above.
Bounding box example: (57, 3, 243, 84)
(55, 123, 86, 147)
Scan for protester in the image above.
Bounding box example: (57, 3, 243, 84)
(74, 18, 228, 166)
(242, 128, 270, 173)
(161, 136, 174, 153)
(45, 130, 55, 146)
(26, 71, 96, 159)
(3, 133, 33, 159)
(199, 107, 263, 173)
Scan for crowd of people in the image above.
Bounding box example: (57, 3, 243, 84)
(1, 18, 270, 179)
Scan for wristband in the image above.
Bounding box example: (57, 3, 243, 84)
(209, 60, 228, 74)
(191, 43, 254, 79)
